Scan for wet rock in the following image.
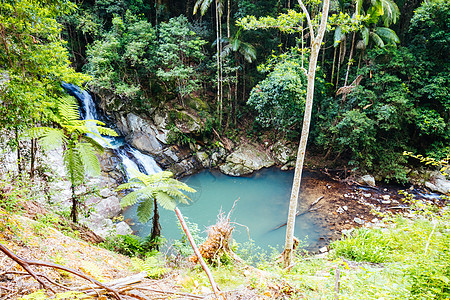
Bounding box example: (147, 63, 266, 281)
(99, 188, 113, 198)
(94, 196, 121, 219)
(130, 131, 163, 154)
(219, 143, 275, 176)
(196, 151, 210, 168)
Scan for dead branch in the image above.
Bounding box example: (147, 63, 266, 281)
(175, 207, 221, 298)
(0, 242, 122, 299)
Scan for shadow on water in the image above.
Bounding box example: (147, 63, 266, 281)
(123, 168, 332, 252)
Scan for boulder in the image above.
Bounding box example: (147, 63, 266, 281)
(219, 143, 275, 176)
(359, 175, 376, 187)
(94, 196, 121, 219)
(425, 173, 450, 194)
(130, 131, 163, 154)
(115, 221, 133, 235)
(196, 151, 210, 168)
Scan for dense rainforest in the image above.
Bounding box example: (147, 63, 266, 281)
(56, 0, 449, 182)
(1, 0, 450, 299)
(0, 0, 449, 181)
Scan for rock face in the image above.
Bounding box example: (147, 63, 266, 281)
(219, 143, 275, 176)
(112, 111, 202, 177)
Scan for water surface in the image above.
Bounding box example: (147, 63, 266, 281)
(124, 168, 328, 252)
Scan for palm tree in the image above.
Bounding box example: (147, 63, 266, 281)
(343, 0, 400, 87)
(221, 29, 256, 125)
(116, 169, 195, 247)
(31, 96, 118, 222)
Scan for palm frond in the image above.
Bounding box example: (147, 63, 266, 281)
(137, 199, 154, 223)
(370, 31, 385, 47)
(361, 26, 369, 47)
(375, 27, 399, 44)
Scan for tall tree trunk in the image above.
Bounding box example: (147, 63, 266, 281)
(343, 31, 356, 87)
(227, 0, 231, 38)
(331, 46, 337, 84)
(215, 1, 221, 125)
(283, 0, 330, 268)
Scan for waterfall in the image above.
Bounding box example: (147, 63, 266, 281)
(62, 83, 162, 178)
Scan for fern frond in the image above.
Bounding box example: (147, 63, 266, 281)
(156, 192, 177, 211)
(120, 190, 144, 208)
(77, 142, 101, 177)
(58, 96, 81, 123)
(116, 180, 145, 191)
(64, 147, 85, 185)
(96, 126, 118, 137)
(36, 128, 66, 150)
(82, 136, 104, 153)
(137, 199, 154, 223)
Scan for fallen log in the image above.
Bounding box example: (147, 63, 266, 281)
(272, 196, 324, 231)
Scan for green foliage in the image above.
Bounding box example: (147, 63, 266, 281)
(0, 0, 89, 151)
(85, 13, 207, 109)
(131, 254, 169, 278)
(156, 15, 207, 102)
(117, 169, 195, 223)
(102, 234, 162, 257)
(332, 228, 394, 263)
(173, 218, 205, 257)
(247, 53, 307, 138)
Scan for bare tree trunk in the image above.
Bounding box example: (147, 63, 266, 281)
(215, 1, 221, 124)
(15, 128, 22, 175)
(174, 207, 221, 298)
(283, 0, 330, 268)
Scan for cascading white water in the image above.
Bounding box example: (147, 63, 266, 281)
(62, 83, 162, 178)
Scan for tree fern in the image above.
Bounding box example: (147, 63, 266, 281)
(117, 167, 196, 243)
(31, 93, 118, 222)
